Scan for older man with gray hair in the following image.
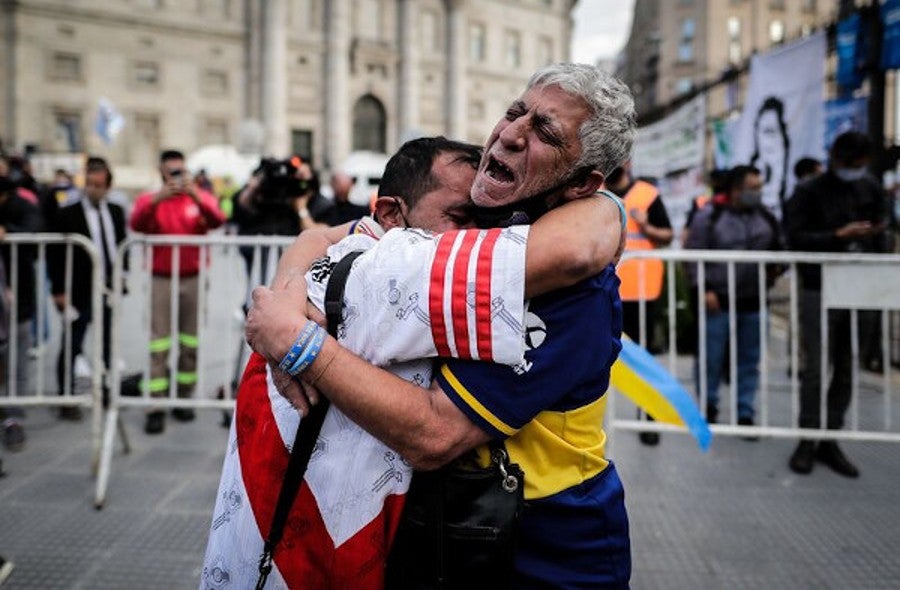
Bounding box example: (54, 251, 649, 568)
(249, 63, 636, 588)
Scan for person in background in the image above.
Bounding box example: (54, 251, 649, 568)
(793, 157, 824, 184)
(783, 131, 890, 478)
(0, 174, 43, 451)
(194, 169, 214, 193)
(49, 169, 80, 208)
(48, 157, 127, 421)
(316, 172, 370, 226)
(684, 165, 783, 431)
(605, 159, 673, 446)
(130, 150, 225, 435)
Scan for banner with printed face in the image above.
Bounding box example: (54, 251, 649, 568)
(732, 32, 826, 219)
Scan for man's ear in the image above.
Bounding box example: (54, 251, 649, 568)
(562, 169, 604, 202)
(373, 196, 403, 230)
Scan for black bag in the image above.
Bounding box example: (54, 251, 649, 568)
(386, 442, 525, 590)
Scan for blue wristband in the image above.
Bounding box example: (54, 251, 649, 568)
(287, 325, 326, 376)
(278, 320, 318, 373)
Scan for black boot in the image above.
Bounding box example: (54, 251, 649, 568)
(816, 441, 859, 478)
(789, 440, 816, 474)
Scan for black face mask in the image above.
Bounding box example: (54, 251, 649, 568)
(470, 166, 593, 229)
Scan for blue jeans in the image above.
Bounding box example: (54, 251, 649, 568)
(696, 310, 761, 420)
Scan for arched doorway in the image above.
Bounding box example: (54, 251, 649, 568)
(352, 94, 386, 153)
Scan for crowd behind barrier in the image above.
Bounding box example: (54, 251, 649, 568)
(1, 234, 898, 507)
(610, 248, 900, 445)
(0, 233, 106, 469)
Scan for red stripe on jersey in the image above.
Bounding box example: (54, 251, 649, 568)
(450, 231, 479, 359)
(429, 231, 458, 357)
(474, 229, 502, 362)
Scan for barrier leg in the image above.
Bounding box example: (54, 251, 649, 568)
(93, 406, 119, 510)
(91, 401, 103, 477)
(116, 414, 131, 455)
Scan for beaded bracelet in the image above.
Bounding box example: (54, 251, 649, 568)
(287, 325, 327, 377)
(278, 320, 318, 373)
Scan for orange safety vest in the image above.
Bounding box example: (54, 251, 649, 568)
(618, 180, 664, 301)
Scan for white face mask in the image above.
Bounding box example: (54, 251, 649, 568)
(835, 167, 868, 182)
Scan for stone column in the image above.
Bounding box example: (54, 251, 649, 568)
(398, 0, 420, 141)
(262, 0, 289, 155)
(325, 0, 351, 169)
(445, 0, 467, 139)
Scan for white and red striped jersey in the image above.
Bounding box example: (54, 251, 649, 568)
(200, 223, 529, 590)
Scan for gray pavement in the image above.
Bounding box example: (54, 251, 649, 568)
(1, 391, 899, 589)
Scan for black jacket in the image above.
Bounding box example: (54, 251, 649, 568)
(783, 170, 889, 290)
(48, 199, 128, 314)
(0, 192, 44, 320)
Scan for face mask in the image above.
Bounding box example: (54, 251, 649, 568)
(470, 166, 593, 229)
(738, 190, 763, 208)
(835, 167, 867, 182)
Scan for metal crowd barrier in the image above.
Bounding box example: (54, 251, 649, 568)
(0, 233, 105, 469)
(89, 236, 900, 506)
(610, 248, 900, 444)
(94, 233, 295, 508)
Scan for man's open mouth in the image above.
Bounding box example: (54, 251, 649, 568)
(485, 156, 515, 184)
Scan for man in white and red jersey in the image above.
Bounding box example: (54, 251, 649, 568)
(130, 149, 225, 435)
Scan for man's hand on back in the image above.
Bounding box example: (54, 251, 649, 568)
(246, 279, 310, 365)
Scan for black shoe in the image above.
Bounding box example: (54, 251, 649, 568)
(171, 408, 196, 422)
(816, 441, 859, 478)
(145, 411, 166, 435)
(58, 406, 83, 422)
(639, 431, 660, 446)
(738, 417, 759, 441)
(706, 404, 718, 425)
(789, 441, 816, 474)
(2, 420, 25, 452)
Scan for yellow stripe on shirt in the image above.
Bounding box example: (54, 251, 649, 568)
(442, 361, 612, 500)
(439, 364, 517, 437)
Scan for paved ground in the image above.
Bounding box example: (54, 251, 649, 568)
(1, 394, 899, 589)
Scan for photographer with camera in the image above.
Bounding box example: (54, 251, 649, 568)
(130, 149, 225, 435)
(233, 156, 325, 284)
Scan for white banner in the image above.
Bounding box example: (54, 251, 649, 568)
(632, 94, 706, 180)
(632, 95, 707, 236)
(732, 32, 826, 218)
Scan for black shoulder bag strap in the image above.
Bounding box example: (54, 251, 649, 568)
(256, 250, 365, 589)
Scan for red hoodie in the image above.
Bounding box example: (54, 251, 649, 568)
(130, 189, 225, 276)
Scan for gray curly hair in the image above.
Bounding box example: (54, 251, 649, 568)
(526, 63, 636, 177)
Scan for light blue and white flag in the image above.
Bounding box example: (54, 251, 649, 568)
(95, 97, 125, 145)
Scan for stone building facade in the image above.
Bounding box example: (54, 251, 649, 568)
(619, 0, 834, 120)
(0, 0, 575, 186)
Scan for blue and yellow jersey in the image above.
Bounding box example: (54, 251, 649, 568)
(435, 264, 631, 588)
